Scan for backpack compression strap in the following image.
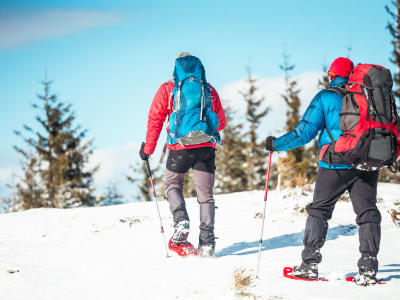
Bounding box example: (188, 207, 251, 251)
(200, 81, 206, 121)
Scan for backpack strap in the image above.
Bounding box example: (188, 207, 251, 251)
(324, 87, 345, 143)
(325, 127, 335, 143)
(167, 91, 173, 111)
(326, 86, 346, 97)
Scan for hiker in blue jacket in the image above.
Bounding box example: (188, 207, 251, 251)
(265, 57, 381, 286)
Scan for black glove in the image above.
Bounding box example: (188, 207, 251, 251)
(139, 142, 150, 161)
(265, 136, 276, 152)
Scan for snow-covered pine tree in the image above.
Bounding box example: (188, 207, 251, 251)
(14, 80, 98, 208)
(214, 104, 247, 194)
(240, 67, 271, 191)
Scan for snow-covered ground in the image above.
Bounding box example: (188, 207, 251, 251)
(0, 183, 399, 300)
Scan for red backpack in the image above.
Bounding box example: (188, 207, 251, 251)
(321, 64, 400, 171)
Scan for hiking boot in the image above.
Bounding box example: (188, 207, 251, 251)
(292, 262, 318, 279)
(198, 244, 215, 257)
(198, 228, 215, 257)
(355, 255, 378, 286)
(354, 271, 377, 286)
(171, 220, 190, 244)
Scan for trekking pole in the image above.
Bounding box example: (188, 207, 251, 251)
(256, 151, 273, 279)
(145, 159, 170, 258)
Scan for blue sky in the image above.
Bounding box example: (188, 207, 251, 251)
(0, 0, 395, 197)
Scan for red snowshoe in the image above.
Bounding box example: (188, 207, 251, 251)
(168, 239, 197, 257)
(283, 267, 328, 282)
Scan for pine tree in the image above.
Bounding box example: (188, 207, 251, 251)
(99, 183, 124, 206)
(240, 67, 271, 191)
(127, 162, 151, 201)
(386, 1, 400, 223)
(307, 61, 331, 166)
(127, 160, 163, 201)
(280, 52, 304, 163)
(183, 170, 196, 198)
(382, 1, 400, 185)
(386, 0, 400, 103)
(215, 104, 247, 194)
(14, 80, 98, 208)
(345, 43, 353, 60)
(14, 153, 44, 209)
(318, 62, 330, 90)
(278, 51, 314, 188)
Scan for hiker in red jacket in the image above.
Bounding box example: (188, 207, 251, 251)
(139, 52, 226, 256)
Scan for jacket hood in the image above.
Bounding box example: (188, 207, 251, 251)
(329, 76, 348, 88)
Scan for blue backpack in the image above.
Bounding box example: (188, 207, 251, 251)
(167, 56, 220, 145)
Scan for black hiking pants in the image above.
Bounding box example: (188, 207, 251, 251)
(165, 147, 216, 245)
(302, 167, 381, 273)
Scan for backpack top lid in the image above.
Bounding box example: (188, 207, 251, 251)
(173, 55, 206, 84)
(347, 64, 393, 92)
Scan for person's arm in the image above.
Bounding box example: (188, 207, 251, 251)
(143, 84, 169, 155)
(273, 92, 325, 151)
(209, 85, 226, 131)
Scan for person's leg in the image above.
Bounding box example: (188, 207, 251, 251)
(165, 170, 188, 224)
(165, 149, 194, 243)
(298, 168, 354, 277)
(191, 148, 216, 254)
(348, 170, 380, 284)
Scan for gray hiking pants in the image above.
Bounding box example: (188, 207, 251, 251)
(302, 167, 380, 273)
(165, 147, 216, 232)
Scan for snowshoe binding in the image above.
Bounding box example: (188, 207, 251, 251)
(198, 227, 216, 257)
(291, 262, 318, 280)
(348, 255, 383, 286)
(352, 271, 378, 286)
(171, 220, 190, 243)
(283, 263, 326, 282)
(197, 244, 215, 257)
(168, 220, 196, 256)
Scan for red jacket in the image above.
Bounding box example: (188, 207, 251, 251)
(144, 80, 226, 155)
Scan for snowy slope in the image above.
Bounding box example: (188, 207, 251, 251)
(0, 183, 399, 300)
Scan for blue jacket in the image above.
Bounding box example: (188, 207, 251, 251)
(273, 76, 352, 169)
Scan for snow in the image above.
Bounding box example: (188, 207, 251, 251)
(0, 183, 399, 300)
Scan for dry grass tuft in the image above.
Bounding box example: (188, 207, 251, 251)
(293, 203, 309, 216)
(390, 209, 400, 227)
(120, 217, 141, 227)
(233, 267, 256, 297)
(376, 196, 384, 203)
(254, 212, 263, 219)
(338, 191, 350, 202)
